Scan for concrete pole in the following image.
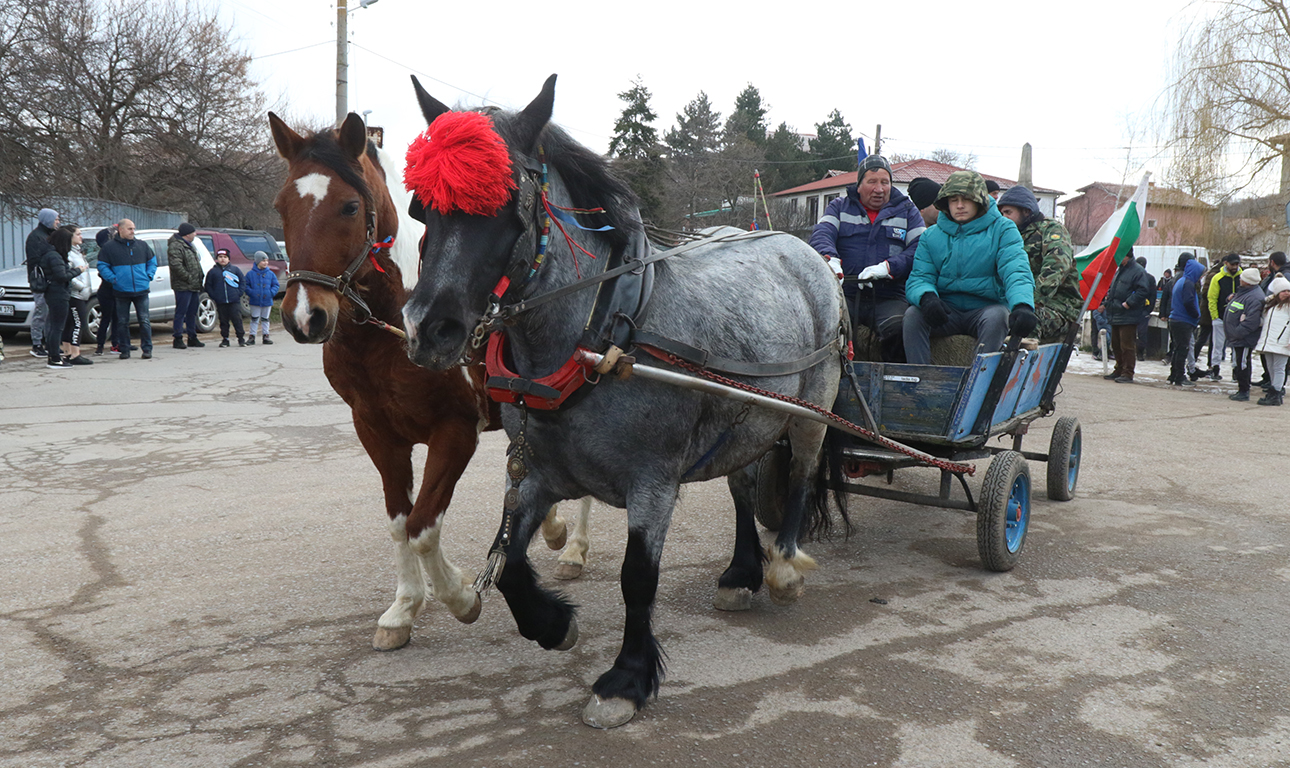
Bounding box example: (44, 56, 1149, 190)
(1018, 143, 1033, 190)
(336, 0, 348, 127)
(874, 125, 882, 157)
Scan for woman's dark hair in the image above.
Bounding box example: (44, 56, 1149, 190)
(48, 226, 75, 258)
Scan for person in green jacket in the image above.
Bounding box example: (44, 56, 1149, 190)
(902, 171, 1037, 364)
(168, 223, 206, 349)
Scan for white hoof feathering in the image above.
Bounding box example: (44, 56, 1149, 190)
(713, 586, 754, 612)
(371, 625, 412, 651)
(554, 614, 579, 651)
(553, 561, 584, 580)
(765, 547, 817, 606)
(582, 695, 638, 729)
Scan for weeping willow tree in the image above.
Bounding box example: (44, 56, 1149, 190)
(1165, 0, 1290, 200)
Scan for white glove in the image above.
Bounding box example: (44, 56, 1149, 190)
(827, 256, 844, 281)
(856, 261, 891, 281)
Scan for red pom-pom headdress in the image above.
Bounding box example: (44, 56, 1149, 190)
(404, 111, 517, 216)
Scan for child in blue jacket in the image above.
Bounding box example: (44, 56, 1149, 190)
(204, 248, 246, 347)
(244, 252, 280, 345)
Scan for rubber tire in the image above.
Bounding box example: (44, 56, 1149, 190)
(976, 450, 1031, 572)
(1045, 416, 1081, 501)
(85, 297, 101, 339)
(240, 293, 251, 318)
(752, 443, 791, 532)
(196, 293, 218, 333)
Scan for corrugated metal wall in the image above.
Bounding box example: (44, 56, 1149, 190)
(0, 197, 186, 270)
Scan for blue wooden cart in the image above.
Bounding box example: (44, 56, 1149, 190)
(752, 337, 1082, 572)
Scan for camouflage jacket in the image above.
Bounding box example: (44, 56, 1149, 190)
(1019, 216, 1081, 321)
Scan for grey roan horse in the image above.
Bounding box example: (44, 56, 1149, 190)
(401, 75, 848, 728)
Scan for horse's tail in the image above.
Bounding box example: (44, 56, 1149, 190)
(807, 426, 851, 540)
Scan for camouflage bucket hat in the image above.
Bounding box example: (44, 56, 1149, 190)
(934, 170, 989, 212)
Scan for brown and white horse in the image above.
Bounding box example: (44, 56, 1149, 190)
(268, 112, 590, 650)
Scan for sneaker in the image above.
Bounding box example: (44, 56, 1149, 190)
(1209, 368, 1222, 381)
(129, 345, 139, 351)
(1188, 369, 1202, 381)
(31, 346, 46, 358)
(94, 346, 104, 355)
(1102, 373, 1120, 380)
(47, 358, 73, 368)
(237, 337, 247, 347)
(187, 337, 205, 348)
(110, 345, 120, 353)
(219, 338, 230, 348)
(1257, 391, 1284, 406)
(173, 337, 187, 350)
(246, 336, 255, 346)
(68, 355, 93, 366)
(1114, 375, 1134, 383)
(1177, 378, 1194, 387)
(262, 336, 273, 345)
(1229, 391, 1250, 401)
(119, 352, 130, 360)
(141, 351, 152, 360)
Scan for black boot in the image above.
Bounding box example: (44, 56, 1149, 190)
(173, 337, 187, 349)
(1257, 389, 1284, 406)
(187, 337, 206, 348)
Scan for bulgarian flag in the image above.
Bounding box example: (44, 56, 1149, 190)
(1075, 172, 1151, 308)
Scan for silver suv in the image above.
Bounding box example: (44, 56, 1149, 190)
(0, 228, 218, 340)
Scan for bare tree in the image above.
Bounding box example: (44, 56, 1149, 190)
(1165, 0, 1290, 197)
(0, 0, 282, 227)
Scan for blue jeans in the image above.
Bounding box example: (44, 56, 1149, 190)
(903, 302, 1009, 365)
(115, 292, 151, 353)
(173, 291, 200, 339)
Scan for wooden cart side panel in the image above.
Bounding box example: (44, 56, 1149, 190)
(1001, 344, 1063, 422)
(837, 362, 969, 440)
(948, 353, 1002, 441)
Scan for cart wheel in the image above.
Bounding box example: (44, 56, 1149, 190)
(977, 450, 1031, 572)
(1045, 416, 1081, 501)
(752, 444, 790, 532)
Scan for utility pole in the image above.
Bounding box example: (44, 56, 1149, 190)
(874, 124, 882, 156)
(336, 0, 348, 126)
(1018, 143, 1033, 190)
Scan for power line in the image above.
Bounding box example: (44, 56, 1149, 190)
(251, 40, 333, 61)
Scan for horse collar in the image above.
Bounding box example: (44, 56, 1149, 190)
(484, 329, 595, 410)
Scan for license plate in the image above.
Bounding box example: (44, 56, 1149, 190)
(0, 304, 13, 316)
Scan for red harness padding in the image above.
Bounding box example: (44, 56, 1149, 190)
(485, 331, 595, 410)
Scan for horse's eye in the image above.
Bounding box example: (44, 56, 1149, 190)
(342, 201, 360, 217)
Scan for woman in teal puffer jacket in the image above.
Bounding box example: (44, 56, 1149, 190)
(902, 171, 1036, 364)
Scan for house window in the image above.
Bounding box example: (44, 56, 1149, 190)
(1146, 219, 1157, 228)
(808, 196, 819, 222)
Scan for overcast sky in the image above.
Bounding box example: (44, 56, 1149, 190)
(232, 0, 1206, 201)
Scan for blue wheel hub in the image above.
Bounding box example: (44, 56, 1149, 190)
(1067, 431, 1082, 494)
(1005, 472, 1031, 553)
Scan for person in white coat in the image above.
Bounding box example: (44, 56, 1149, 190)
(1255, 275, 1290, 406)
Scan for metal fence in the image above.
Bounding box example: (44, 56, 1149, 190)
(0, 197, 186, 271)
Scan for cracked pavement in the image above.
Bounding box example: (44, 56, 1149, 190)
(2, 339, 1288, 767)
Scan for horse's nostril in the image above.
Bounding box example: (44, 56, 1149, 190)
(425, 318, 465, 349)
(309, 308, 329, 337)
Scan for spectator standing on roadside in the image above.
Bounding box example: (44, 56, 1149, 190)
(1135, 256, 1157, 358)
(1167, 255, 1203, 386)
(24, 208, 59, 358)
(96, 218, 157, 360)
(93, 226, 121, 355)
(1256, 252, 1288, 390)
(60, 225, 93, 366)
(1224, 268, 1265, 401)
(168, 223, 206, 350)
(244, 252, 279, 346)
(1103, 247, 1152, 383)
(204, 248, 246, 347)
(1157, 268, 1175, 320)
(1205, 253, 1244, 380)
(1255, 275, 1290, 406)
(37, 226, 85, 368)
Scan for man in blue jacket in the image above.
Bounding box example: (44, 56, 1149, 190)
(902, 171, 1036, 365)
(809, 155, 925, 361)
(96, 219, 157, 360)
(1167, 254, 1204, 386)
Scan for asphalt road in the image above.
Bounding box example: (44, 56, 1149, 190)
(2, 334, 1288, 767)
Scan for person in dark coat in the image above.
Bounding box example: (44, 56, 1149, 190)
(1225, 268, 1266, 401)
(168, 223, 206, 349)
(1104, 248, 1153, 382)
(37, 226, 85, 368)
(1135, 256, 1156, 357)
(203, 248, 246, 346)
(92, 226, 121, 354)
(1167, 256, 1204, 386)
(24, 208, 59, 357)
(96, 219, 157, 360)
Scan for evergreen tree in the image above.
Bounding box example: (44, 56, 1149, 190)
(762, 121, 815, 192)
(607, 76, 658, 160)
(725, 83, 769, 146)
(664, 91, 722, 155)
(663, 92, 725, 223)
(809, 109, 855, 178)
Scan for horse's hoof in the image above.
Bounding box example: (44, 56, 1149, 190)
(372, 625, 412, 651)
(581, 695, 637, 729)
(545, 527, 568, 551)
(454, 593, 482, 625)
(554, 615, 579, 651)
(553, 561, 584, 580)
(713, 587, 753, 611)
(768, 582, 804, 606)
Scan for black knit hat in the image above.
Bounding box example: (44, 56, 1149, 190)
(985, 179, 1002, 194)
(95, 227, 113, 247)
(907, 177, 941, 210)
(177, 222, 196, 237)
(857, 154, 892, 182)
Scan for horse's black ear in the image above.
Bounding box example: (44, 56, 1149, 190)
(411, 75, 450, 125)
(407, 195, 426, 224)
(338, 112, 367, 160)
(514, 74, 557, 152)
(268, 111, 305, 161)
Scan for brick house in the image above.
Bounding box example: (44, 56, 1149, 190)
(1060, 182, 1214, 248)
(770, 158, 1064, 225)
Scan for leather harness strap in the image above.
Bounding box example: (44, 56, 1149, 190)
(632, 331, 841, 378)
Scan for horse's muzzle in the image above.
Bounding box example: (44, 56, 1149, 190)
(406, 316, 467, 371)
(282, 305, 336, 344)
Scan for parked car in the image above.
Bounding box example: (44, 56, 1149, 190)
(0, 228, 218, 340)
(194, 229, 288, 293)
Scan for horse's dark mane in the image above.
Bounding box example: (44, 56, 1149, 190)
(491, 112, 640, 252)
(295, 127, 383, 203)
